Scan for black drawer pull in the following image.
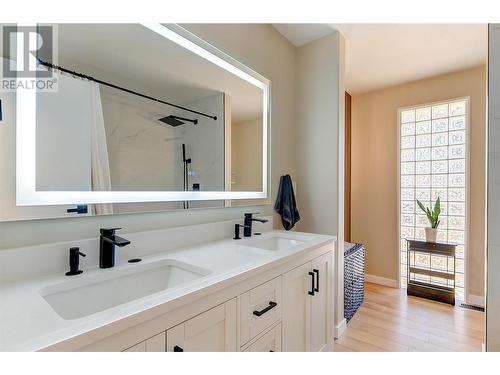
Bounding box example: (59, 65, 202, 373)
(173, 345, 184, 352)
(313, 269, 320, 292)
(253, 301, 277, 317)
(308, 272, 315, 296)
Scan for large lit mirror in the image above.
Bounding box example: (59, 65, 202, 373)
(0, 24, 269, 221)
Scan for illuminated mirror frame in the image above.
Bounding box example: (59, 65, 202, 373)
(16, 23, 269, 205)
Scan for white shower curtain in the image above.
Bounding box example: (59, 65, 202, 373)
(89, 81, 114, 215)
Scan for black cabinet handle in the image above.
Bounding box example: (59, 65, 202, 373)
(313, 269, 320, 292)
(253, 301, 277, 317)
(173, 345, 184, 352)
(66, 205, 88, 214)
(308, 272, 315, 296)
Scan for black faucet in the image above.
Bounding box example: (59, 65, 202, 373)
(243, 213, 269, 237)
(99, 228, 131, 269)
(65, 247, 86, 276)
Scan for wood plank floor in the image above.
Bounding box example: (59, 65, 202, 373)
(334, 282, 485, 352)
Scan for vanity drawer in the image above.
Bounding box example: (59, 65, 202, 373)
(244, 323, 282, 352)
(239, 276, 282, 345)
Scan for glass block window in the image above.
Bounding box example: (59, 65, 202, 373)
(399, 99, 468, 300)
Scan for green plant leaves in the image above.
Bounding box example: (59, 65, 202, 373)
(416, 199, 427, 213)
(415, 197, 441, 229)
(434, 197, 441, 217)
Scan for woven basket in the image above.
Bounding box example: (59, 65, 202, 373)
(344, 243, 365, 322)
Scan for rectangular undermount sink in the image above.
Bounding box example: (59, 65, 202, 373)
(41, 259, 210, 320)
(243, 235, 306, 251)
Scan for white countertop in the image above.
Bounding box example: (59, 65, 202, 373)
(0, 230, 335, 351)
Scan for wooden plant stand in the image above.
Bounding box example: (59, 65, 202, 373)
(406, 240, 456, 305)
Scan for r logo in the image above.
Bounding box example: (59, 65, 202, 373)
(1, 25, 53, 78)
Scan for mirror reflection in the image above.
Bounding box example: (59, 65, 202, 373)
(0, 24, 267, 220)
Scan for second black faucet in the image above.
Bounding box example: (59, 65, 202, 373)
(243, 213, 269, 237)
(99, 228, 131, 269)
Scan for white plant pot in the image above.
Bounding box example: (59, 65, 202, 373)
(425, 227, 438, 243)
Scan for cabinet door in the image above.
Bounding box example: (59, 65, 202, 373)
(310, 252, 332, 352)
(123, 341, 146, 352)
(282, 262, 312, 351)
(122, 332, 165, 352)
(166, 299, 237, 352)
(145, 332, 166, 352)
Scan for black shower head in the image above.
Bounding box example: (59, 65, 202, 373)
(159, 115, 198, 127)
(159, 115, 184, 127)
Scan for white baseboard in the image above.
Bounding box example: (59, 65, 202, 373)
(467, 294, 485, 308)
(365, 274, 399, 288)
(334, 318, 346, 338)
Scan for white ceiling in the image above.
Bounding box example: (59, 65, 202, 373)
(273, 24, 488, 94)
(272, 24, 336, 47)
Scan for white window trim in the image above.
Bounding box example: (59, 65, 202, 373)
(397, 96, 470, 301)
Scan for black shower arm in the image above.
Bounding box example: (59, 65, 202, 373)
(36, 59, 218, 121)
(171, 115, 198, 125)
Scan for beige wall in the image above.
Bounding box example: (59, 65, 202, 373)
(0, 24, 297, 250)
(295, 32, 345, 330)
(231, 117, 263, 192)
(296, 32, 344, 236)
(351, 65, 487, 298)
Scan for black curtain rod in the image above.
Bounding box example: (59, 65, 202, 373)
(37, 59, 218, 121)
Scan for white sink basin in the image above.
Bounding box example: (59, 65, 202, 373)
(41, 259, 210, 320)
(243, 235, 306, 251)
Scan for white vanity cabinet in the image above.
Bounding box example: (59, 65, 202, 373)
(122, 300, 237, 352)
(166, 299, 237, 352)
(282, 252, 332, 352)
(66, 243, 334, 353)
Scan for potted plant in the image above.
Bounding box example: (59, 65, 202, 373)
(416, 197, 441, 243)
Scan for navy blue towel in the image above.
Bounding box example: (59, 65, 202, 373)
(274, 174, 300, 230)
